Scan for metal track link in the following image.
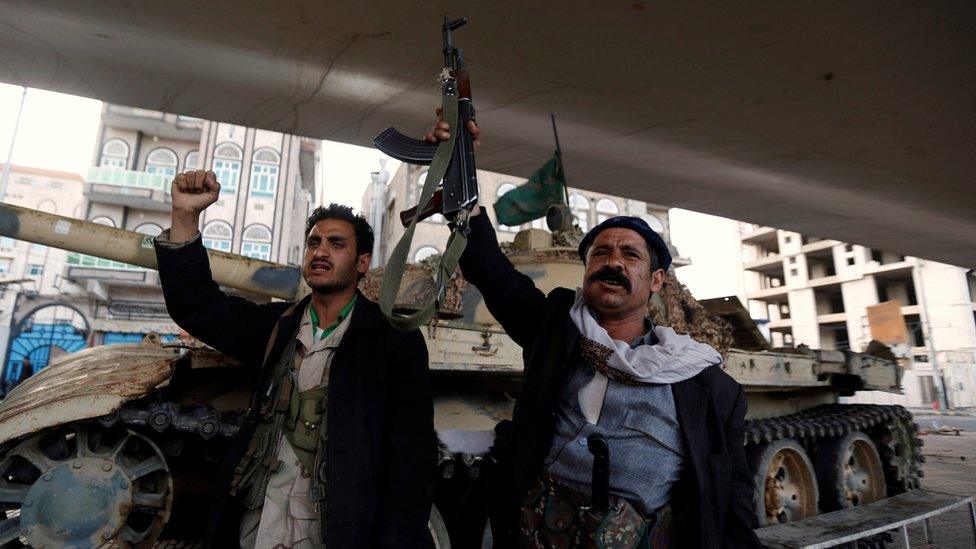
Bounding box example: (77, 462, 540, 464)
(98, 400, 243, 441)
(744, 404, 923, 494)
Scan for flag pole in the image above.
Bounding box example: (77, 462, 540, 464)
(550, 113, 570, 205)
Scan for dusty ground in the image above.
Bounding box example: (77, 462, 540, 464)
(886, 415, 976, 549)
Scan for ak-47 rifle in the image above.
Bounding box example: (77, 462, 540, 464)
(373, 17, 479, 330)
(374, 17, 478, 225)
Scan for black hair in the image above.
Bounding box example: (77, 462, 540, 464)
(305, 203, 374, 256)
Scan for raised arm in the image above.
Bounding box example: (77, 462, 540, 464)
(155, 170, 286, 370)
(458, 207, 546, 348)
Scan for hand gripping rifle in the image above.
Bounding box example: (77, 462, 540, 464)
(373, 17, 478, 330)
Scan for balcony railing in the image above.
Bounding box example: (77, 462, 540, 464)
(87, 167, 171, 194)
(66, 252, 143, 271)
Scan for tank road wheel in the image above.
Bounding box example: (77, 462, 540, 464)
(426, 504, 451, 549)
(748, 438, 819, 526)
(815, 432, 885, 512)
(0, 424, 173, 548)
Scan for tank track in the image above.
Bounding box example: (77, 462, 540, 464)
(744, 404, 924, 495)
(97, 400, 242, 441)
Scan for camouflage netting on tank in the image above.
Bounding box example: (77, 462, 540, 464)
(551, 227, 584, 248)
(360, 255, 468, 318)
(648, 272, 734, 358)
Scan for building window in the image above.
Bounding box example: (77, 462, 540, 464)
(213, 143, 243, 192)
(242, 224, 272, 261)
(249, 164, 279, 197)
(100, 139, 129, 168)
(789, 268, 798, 277)
(47, 180, 63, 189)
(644, 214, 665, 233)
(249, 148, 281, 198)
(241, 242, 271, 261)
(788, 256, 796, 264)
(134, 223, 163, 237)
(145, 148, 178, 178)
(203, 239, 232, 252)
(414, 246, 440, 262)
(0, 258, 11, 274)
(0, 237, 14, 249)
(417, 171, 445, 223)
(29, 243, 46, 253)
(184, 150, 199, 170)
(202, 220, 233, 252)
(496, 183, 517, 231)
(529, 218, 550, 232)
(90, 216, 116, 228)
(569, 193, 590, 232)
(846, 257, 856, 266)
(784, 235, 792, 244)
(28, 264, 43, 276)
(595, 199, 619, 224)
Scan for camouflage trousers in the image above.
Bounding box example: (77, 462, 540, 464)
(518, 474, 673, 549)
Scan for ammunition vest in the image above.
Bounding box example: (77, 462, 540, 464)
(230, 316, 331, 533)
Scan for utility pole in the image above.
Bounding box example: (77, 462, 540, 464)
(369, 158, 389, 268)
(0, 86, 28, 202)
(914, 258, 950, 410)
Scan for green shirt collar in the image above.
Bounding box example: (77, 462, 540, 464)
(308, 294, 357, 341)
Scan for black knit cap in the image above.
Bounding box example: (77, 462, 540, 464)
(577, 216, 672, 270)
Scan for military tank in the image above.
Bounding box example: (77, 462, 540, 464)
(0, 204, 922, 548)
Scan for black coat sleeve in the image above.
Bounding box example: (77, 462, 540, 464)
(724, 385, 763, 548)
(154, 235, 288, 370)
(458, 208, 547, 348)
(377, 329, 438, 548)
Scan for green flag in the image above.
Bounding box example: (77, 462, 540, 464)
(493, 156, 567, 226)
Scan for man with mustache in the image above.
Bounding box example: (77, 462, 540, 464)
(462, 208, 760, 548)
(154, 170, 436, 548)
(430, 119, 760, 549)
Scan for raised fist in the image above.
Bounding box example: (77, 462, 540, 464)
(172, 170, 221, 215)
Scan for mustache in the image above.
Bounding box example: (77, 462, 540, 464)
(587, 267, 632, 292)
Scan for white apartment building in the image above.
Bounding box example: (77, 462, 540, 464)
(740, 224, 976, 408)
(0, 106, 320, 389)
(363, 163, 687, 268)
(0, 164, 88, 387)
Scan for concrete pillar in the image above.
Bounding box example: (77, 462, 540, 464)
(842, 276, 879, 351)
(788, 288, 821, 348)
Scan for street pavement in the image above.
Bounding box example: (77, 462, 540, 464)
(886, 415, 976, 549)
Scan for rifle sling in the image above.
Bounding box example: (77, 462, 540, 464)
(378, 91, 467, 331)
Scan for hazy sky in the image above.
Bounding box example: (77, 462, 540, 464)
(0, 82, 743, 301)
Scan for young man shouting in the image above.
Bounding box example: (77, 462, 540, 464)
(155, 170, 436, 548)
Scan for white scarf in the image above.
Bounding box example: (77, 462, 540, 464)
(569, 289, 722, 424)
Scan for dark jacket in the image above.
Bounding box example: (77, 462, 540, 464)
(458, 211, 761, 549)
(155, 235, 437, 548)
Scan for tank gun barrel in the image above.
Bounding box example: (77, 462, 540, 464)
(0, 203, 302, 300)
